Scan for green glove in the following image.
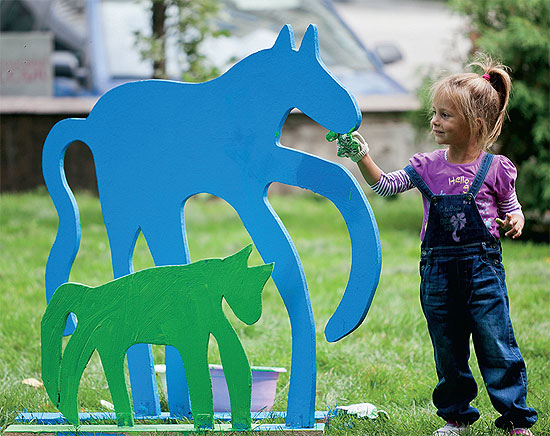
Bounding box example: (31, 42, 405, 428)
(326, 131, 369, 162)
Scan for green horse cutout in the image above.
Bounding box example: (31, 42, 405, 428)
(41, 245, 273, 430)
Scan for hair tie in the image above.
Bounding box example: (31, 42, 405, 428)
(482, 73, 491, 81)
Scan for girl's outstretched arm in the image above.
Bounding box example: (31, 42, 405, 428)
(329, 131, 382, 185)
(348, 132, 383, 185)
(357, 153, 383, 186)
(330, 131, 413, 194)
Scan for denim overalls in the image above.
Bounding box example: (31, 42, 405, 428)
(404, 153, 538, 430)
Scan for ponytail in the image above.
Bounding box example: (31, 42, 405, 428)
(469, 54, 512, 147)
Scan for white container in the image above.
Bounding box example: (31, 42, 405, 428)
(154, 364, 286, 413)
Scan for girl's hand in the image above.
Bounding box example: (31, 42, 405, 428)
(348, 132, 370, 162)
(496, 213, 524, 239)
(327, 131, 369, 162)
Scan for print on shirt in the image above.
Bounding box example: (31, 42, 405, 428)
(477, 200, 493, 230)
(448, 175, 471, 194)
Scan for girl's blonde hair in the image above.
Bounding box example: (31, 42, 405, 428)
(430, 54, 512, 150)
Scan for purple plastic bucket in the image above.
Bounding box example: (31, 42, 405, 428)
(154, 364, 286, 412)
(209, 364, 286, 412)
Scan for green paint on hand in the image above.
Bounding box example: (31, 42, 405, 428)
(326, 130, 361, 158)
(41, 245, 273, 431)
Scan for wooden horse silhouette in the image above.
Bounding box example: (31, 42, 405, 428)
(42, 24, 382, 427)
(42, 245, 273, 430)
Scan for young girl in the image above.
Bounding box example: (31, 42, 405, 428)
(335, 58, 538, 435)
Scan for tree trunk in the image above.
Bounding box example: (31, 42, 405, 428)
(152, 0, 167, 79)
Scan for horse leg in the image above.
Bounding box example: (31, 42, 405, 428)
(173, 338, 213, 430)
(98, 347, 134, 427)
(268, 148, 382, 342)
(106, 222, 161, 417)
(58, 327, 96, 426)
(141, 208, 192, 418)
(214, 325, 252, 430)
(229, 194, 316, 428)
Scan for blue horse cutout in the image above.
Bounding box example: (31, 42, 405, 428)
(42, 24, 382, 428)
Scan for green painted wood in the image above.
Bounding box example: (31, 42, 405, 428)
(4, 423, 325, 435)
(41, 245, 273, 430)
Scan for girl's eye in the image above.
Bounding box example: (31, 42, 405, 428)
(442, 113, 449, 118)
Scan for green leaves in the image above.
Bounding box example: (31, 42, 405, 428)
(450, 0, 550, 237)
(135, 0, 228, 82)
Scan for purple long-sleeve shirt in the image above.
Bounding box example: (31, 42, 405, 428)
(370, 149, 522, 240)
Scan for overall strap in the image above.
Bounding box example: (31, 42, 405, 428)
(404, 164, 434, 200)
(469, 153, 495, 197)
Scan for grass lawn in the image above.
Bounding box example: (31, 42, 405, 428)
(1, 188, 548, 435)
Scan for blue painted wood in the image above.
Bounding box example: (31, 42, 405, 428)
(41, 24, 381, 428)
(15, 411, 330, 424)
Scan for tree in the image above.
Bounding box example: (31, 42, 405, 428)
(412, 0, 550, 240)
(135, 0, 229, 82)
(450, 0, 550, 240)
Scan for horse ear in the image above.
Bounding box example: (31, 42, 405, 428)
(225, 244, 253, 266)
(273, 24, 296, 51)
(260, 262, 274, 282)
(299, 24, 320, 57)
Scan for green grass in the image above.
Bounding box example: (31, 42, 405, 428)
(1, 189, 548, 435)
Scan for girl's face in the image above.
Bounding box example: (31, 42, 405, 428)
(430, 96, 471, 148)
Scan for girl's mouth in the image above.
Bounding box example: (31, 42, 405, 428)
(433, 130, 444, 136)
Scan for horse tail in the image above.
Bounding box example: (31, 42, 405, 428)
(41, 283, 86, 409)
(42, 118, 91, 333)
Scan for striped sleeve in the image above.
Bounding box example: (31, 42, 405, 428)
(498, 190, 524, 218)
(494, 155, 524, 218)
(370, 170, 415, 197)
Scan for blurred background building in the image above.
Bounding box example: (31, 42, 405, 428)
(1, 0, 431, 97)
(1, 0, 470, 192)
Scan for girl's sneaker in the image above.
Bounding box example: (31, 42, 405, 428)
(510, 429, 533, 435)
(433, 421, 468, 435)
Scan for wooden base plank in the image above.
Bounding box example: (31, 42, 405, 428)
(15, 411, 329, 424)
(4, 423, 325, 435)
